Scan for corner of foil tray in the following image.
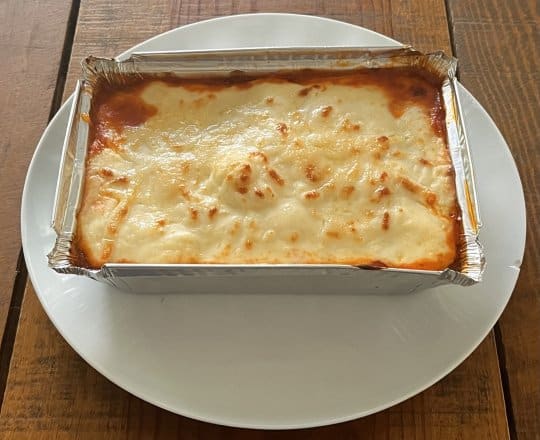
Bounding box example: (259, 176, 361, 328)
(439, 269, 474, 286)
(426, 51, 457, 78)
(439, 241, 485, 286)
(47, 232, 101, 279)
(82, 55, 139, 86)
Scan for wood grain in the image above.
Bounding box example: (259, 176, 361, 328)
(446, 0, 539, 437)
(0, 0, 73, 360)
(0, 0, 514, 438)
(63, 0, 452, 95)
(0, 288, 509, 439)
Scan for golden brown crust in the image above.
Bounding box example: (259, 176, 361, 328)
(73, 67, 459, 270)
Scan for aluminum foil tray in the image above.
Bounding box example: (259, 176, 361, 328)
(48, 47, 484, 293)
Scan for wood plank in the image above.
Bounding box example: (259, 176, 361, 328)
(63, 0, 452, 95)
(446, 0, 539, 438)
(0, 0, 510, 438)
(0, 0, 73, 362)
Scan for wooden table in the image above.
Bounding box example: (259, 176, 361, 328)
(0, 1, 537, 438)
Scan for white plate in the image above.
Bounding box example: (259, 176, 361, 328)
(21, 13, 526, 429)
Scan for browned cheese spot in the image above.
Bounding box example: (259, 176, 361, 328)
(377, 135, 390, 150)
(249, 151, 269, 163)
(156, 218, 167, 227)
(189, 208, 198, 220)
(81, 112, 91, 123)
(277, 122, 289, 136)
(372, 186, 391, 202)
(268, 168, 285, 186)
(305, 164, 320, 182)
(382, 211, 390, 230)
(254, 188, 265, 198)
(208, 207, 218, 219)
(239, 164, 251, 182)
(425, 192, 437, 206)
(400, 177, 423, 193)
(321, 106, 333, 117)
(298, 86, 313, 97)
(290, 232, 299, 242)
(245, 239, 253, 250)
(419, 158, 433, 166)
(265, 97, 274, 104)
(232, 163, 252, 194)
(341, 185, 355, 198)
(341, 119, 361, 132)
(304, 190, 320, 200)
(326, 231, 340, 239)
(380, 171, 388, 181)
(98, 167, 114, 178)
(207, 93, 216, 100)
(119, 206, 128, 217)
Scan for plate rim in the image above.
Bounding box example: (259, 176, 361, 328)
(21, 12, 526, 430)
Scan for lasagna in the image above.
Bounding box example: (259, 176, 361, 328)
(75, 68, 460, 270)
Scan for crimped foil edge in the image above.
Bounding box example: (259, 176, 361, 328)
(81, 46, 460, 87)
(443, 74, 485, 283)
(47, 232, 101, 279)
(48, 79, 91, 273)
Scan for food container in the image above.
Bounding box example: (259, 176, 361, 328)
(48, 47, 484, 293)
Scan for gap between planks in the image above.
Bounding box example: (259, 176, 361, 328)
(0, 251, 27, 407)
(444, 0, 518, 437)
(494, 324, 518, 440)
(0, 0, 82, 411)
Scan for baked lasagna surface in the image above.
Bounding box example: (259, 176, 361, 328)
(76, 69, 459, 269)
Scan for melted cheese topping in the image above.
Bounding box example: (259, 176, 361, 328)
(76, 70, 459, 269)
